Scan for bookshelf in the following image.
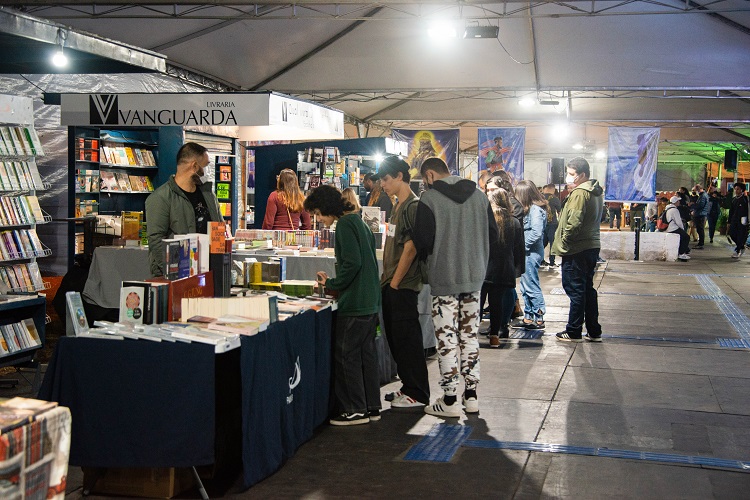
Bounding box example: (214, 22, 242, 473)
(213, 153, 239, 233)
(68, 127, 160, 260)
(0, 94, 48, 374)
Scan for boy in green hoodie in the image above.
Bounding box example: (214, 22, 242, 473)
(304, 185, 381, 426)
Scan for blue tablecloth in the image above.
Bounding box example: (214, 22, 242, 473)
(240, 307, 332, 489)
(37, 336, 223, 468)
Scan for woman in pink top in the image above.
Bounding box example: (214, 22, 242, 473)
(262, 169, 312, 230)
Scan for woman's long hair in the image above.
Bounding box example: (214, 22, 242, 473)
(277, 169, 305, 213)
(490, 186, 512, 242)
(514, 180, 549, 215)
(341, 187, 361, 213)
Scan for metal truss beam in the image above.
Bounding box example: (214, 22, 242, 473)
(164, 62, 241, 91)
(18, 2, 750, 20)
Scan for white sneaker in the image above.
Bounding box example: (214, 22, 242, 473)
(391, 393, 425, 408)
(678, 253, 691, 260)
(731, 252, 740, 259)
(462, 396, 479, 414)
(424, 397, 461, 418)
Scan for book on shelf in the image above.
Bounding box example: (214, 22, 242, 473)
(204, 315, 269, 336)
(0, 262, 43, 292)
(99, 171, 119, 191)
(115, 172, 132, 191)
(65, 291, 89, 337)
(0, 318, 41, 355)
(361, 206, 381, 233)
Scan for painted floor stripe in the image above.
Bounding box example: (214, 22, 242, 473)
(462, 439, 750, 472)
(695, 274, 750, 342)
(403, 424, 472, 462)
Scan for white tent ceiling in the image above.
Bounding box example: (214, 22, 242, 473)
(7, 1, 750, 161)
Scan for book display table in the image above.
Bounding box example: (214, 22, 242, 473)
(37, 307, 333, 491)
(0, 405, 71, 499)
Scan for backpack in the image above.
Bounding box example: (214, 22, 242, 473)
(657, 208, 671, 231)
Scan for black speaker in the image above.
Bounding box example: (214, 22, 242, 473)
(551, 158, 566, 184)
(724, 150, 737, 172)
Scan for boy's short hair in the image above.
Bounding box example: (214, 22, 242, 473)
(420, 157, 450, 176)
(378, 156, 411, 182)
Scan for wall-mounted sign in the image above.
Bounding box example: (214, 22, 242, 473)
(59, 92, 344, 141)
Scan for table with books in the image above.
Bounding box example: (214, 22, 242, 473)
(38, 293, 335, 491)
(0, 397, 71, 500)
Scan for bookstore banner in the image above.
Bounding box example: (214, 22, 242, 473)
(478, 128, 525, 183)
(605, 127, 660, 202)
(391, 129, 459, 176)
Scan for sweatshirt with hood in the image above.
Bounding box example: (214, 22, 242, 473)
(413, 176, 499, 296)
(551, 179, 604, 257)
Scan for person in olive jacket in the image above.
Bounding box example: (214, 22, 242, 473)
(552, 157, 605, 343)
(145, 142, 222, 277)
(305, 185, 381, 426)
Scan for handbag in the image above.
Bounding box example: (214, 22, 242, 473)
(286, 207, 296, 229)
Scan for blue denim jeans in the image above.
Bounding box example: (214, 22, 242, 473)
(520, 250, 545, 321)
(561, 248, 602, 337)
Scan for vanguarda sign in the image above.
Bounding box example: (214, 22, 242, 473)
(60, 93, 344, 138)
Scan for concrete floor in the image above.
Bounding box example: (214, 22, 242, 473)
(8, 238, 750, 499)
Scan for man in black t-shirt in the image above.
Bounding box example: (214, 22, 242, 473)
(146, 143, 223, 277)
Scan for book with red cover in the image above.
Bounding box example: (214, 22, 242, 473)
(147, 271, 214, 322)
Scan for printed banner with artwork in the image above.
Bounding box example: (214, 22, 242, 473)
(478, 128, 525, 183)
(391, 129, 459, 177)
(605, 127, 660, 202)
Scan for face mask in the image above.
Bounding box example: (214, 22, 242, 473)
(565, 174, 576, 185)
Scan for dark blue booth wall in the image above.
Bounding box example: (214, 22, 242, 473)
(252, 138, 386, 228)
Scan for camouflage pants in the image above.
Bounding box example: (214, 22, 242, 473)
(431, 292, 481, 396)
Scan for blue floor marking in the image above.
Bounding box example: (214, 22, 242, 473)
(510, 330, 544, 340)
(462, 439, 750, 472)
(403, 424, 473, 462)
(601, 334, 714, 344)
(695, 274, 750, 345)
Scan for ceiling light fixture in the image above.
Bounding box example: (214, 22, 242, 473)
(463, 25, 499, 39)
(572, 143, 584, 150)
(518, 97, 535, 107)
(551, 122, 570, 141)
(595, 150, 607, 159)
(51, 28, 68, 68)
(539, 100, 560, 106)
(428, 21, 457, 40)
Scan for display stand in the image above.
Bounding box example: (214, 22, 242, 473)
(68, 126, 160, 265)
(0, 94, 50, 392)
(214, 153, 238, 232)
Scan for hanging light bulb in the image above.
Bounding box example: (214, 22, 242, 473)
(51, 29, 68, 68)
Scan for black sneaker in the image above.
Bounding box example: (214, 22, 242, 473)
(694, 245, 704, 250)
(525, 321, 545, 330)
(556, 331, 583, 343)
(511, 318, 531, 329)
(584, 334, 602, 343)
(330, 412, 369, 426)
(368, 409, 381, 421)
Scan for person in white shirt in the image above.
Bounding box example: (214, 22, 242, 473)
(665, 196, 690, 260)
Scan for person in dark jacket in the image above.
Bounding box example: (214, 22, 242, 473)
(483, 184, 522, 347)
(729, 183, 749, 258)
(305, 185, 381, 426)
(488, 169, 525, 318)
(707, 190, 721, 243)
(691, 184, 709, 249)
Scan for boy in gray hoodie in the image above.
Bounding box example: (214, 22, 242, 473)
(413, 158, 498, 417)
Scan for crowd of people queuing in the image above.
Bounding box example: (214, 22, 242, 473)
(291, 158, 746, 425)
